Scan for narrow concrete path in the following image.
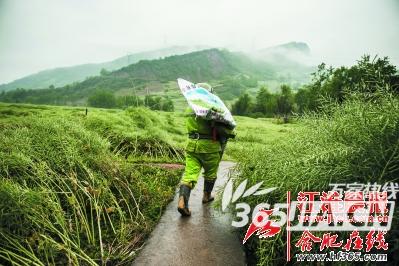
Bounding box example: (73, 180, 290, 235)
(133, 161, 246, 266)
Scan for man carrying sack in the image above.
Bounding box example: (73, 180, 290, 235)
(177, 82, 236, 216)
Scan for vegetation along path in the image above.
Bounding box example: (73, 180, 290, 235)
(133, 161, 246, 266)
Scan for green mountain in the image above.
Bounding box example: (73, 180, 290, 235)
(0, 47, 314, 109)
(0, 46, 206, 92)
(87, 48, 274, 87)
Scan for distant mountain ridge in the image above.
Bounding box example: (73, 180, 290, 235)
(0, 48, 289, 105)
(259, 41, 310, 55)
(54, 48, 275, 96)
(0, 46, 207, 92)
(0, 42, 312, 93)
(0, 44, 315, 108)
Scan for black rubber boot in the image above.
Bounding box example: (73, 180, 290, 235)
(177, 184, 191, 216)
(202, 179, 215, 204)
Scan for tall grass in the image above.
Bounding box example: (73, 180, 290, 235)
(229, 90, 399, 265)
(82, 107, 185, 162)
(0, 107, 183, 265)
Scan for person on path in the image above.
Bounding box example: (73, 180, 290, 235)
(178, 83, 236, 216)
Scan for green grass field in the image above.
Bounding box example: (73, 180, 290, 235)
(1, 91, 397, 265)
(0, 102, 297, 265)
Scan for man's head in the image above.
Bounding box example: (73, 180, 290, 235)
(196, 83, 214, 93)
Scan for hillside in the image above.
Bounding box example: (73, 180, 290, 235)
(0, 47, 314, 108)
(0, 46, 206, 92)
(0, 49, 266, 105)
(90, 48, 276, 88)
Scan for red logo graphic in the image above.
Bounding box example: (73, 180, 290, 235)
(242, 209, 281, 244)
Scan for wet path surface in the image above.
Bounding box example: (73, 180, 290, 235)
(133, 161, 246, 266)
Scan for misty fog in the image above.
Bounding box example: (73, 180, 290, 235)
(0, 0, 398, 84)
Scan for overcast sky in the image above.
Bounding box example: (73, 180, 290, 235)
(0, 0, 398, 84)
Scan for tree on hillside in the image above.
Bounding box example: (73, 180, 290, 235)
(232, 93, 252, 115)
(144, 95, 161, 110)
(100, 68, 110, 76)
(144, 95, 174, 111)
(296, 55, 399, 113)
(276, 85, 294, 122)
(88, 90, 117, 108)
(254, 86, 277, 117)
(295, 88, 310, 113)
(348, 55, 397, 93)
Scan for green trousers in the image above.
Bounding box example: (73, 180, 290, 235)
(181, 151, 222, 188)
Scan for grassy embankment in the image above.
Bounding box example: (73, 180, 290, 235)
(0, 102, 296, 265)
(0, 103, 183, 265)
(227, 91, 399, 265)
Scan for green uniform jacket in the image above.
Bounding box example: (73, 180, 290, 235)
(184, 108, 235, 153)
